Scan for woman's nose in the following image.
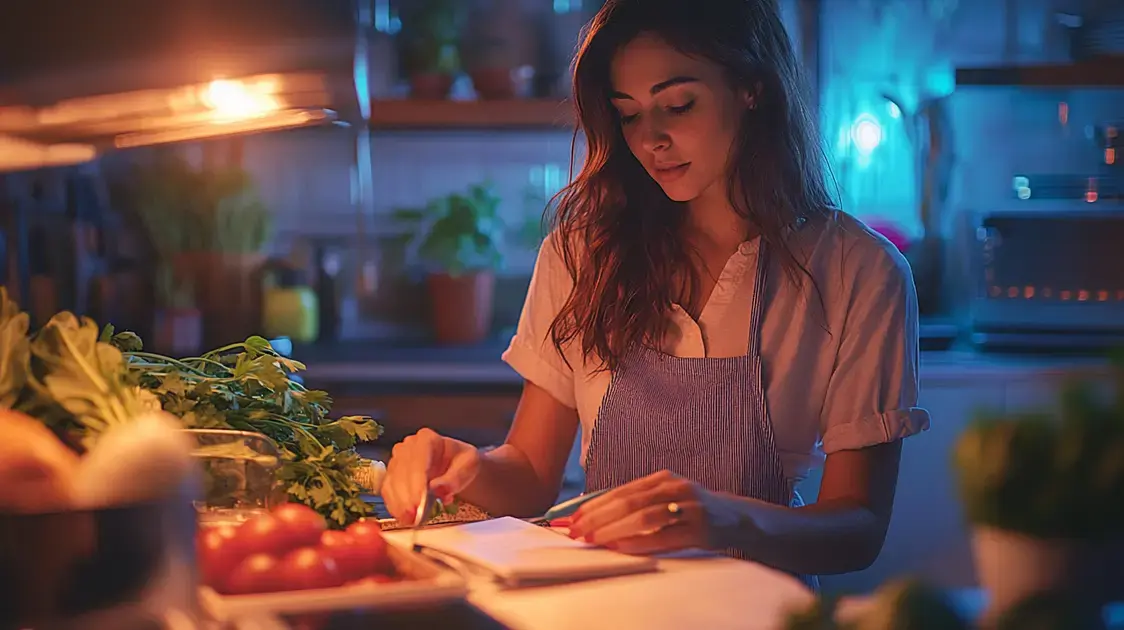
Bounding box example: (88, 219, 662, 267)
(639, 117, 671, 153)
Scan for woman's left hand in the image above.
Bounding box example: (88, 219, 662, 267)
(567, 470, 736, 554)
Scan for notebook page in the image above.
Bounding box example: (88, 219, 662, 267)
(408, 517, 659, 586)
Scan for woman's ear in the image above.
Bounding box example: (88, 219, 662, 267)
(742, 81, 764, 109)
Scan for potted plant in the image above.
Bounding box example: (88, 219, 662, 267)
(152, 263, 201, 356)
(783, 578, 968, 629)
(398, 0, 463, 99)
(784, 577, 1103, 629)
(393, 183, 504, 345)
(460, 0, 536, 99)
(952, 357, 1124, 625)
(128, 152, 272, 348)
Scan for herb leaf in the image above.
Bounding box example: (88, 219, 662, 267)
(28, 313, 151, 443)
(0, 288, 30, 409)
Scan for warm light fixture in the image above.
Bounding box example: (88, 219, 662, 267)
(0, 134, 95, 172)
(114, 108, 330, 149)
(200, 78, 281, 122)
(0, 72, 335, 170)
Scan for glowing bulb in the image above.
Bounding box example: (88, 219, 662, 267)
(200, 79, 279, 121)
(850, 114, 882, 155)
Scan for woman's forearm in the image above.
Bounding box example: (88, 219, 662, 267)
(456, 444, 557, 518)
(718, 494, 889, 575)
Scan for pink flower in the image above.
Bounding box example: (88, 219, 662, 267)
(866, 220, 911, 254)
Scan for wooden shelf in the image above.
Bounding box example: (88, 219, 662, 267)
(956, 59, 1124, 87)
(368, 98, 574, 130)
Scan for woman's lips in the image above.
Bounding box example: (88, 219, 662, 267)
(652, 162, 690, 184)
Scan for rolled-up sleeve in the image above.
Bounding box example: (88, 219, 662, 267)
(501, 234, 578, 409)
(820, 245, 931, 454)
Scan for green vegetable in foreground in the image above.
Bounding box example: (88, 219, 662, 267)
(112, 330, 384, 526)
(952, 359, 1124, 540)
(0, 287, 384, 527)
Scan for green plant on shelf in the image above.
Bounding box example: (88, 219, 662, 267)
(392, 182, 505, 277)
(126, 151, 273, 257)
(398, 0, 463, 77)
(153, 263, 195, 311)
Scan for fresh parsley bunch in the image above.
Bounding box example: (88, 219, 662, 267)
(1, 287, 386, 527)
(109, 331, 383, 527)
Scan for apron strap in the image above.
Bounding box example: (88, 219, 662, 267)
(746, 243, 769, 358)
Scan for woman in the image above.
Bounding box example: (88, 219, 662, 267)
(382, 0, 929, 586)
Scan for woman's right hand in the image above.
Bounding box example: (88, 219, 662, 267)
(381, 428, 482, 525)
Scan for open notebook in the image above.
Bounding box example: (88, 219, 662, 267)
(404, 517, 660, 587)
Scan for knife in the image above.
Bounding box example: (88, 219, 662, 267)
(409, 487, 437, 552)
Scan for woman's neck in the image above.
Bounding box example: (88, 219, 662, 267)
(686, 186, 755, 255)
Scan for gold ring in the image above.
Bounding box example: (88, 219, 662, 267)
(666, 501, 682, 525)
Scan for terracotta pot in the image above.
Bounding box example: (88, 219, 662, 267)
(153, 308, 203, 356)
(470, 68, 517, 100)
(426, 270, 495, 345)
(972, 526, 1122, 625)
(29, 275, 57, 329)
(172, 252, 265, 348)
(410, 73, 454, 99)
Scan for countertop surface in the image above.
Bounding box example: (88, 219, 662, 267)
(293, 334, 1115, 390)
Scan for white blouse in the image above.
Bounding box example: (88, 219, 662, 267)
(501, 212, 930, 487)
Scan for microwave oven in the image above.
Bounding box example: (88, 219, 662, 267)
(969, 209, 1124, 352)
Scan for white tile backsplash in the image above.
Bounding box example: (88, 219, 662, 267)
(238, 125, 585, 273)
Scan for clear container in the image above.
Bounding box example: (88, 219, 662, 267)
(183, 429, 287, 528)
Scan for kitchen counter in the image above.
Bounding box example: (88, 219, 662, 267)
(294, 337, 518, 394)
(242, 524, 1124, 630)
(294, 338, 1114, 392)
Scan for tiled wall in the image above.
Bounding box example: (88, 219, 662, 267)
(240, 126, 583, 277)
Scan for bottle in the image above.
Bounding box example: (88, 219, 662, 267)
(261, 260, 319, 344)
(315, 245, 341, 342)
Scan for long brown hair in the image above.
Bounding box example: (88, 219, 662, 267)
(549, 0, 834, 372)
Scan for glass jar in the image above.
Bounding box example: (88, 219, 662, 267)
(183, 429, 286, 528)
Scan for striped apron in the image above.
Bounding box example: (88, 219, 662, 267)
(583, 244, 820, 592)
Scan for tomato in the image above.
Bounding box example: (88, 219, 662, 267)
(276, 547, 344, 591)
(318, 530, 372, 581)
(224, 553, 281, 595)
(231, 513, 294, 558)
(346, 520, 391, 574)
(272, 503, 327, 548)
(196, 524, 244, 590)
(346, 519, 382, 536)
(349, 574, 396, 587)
